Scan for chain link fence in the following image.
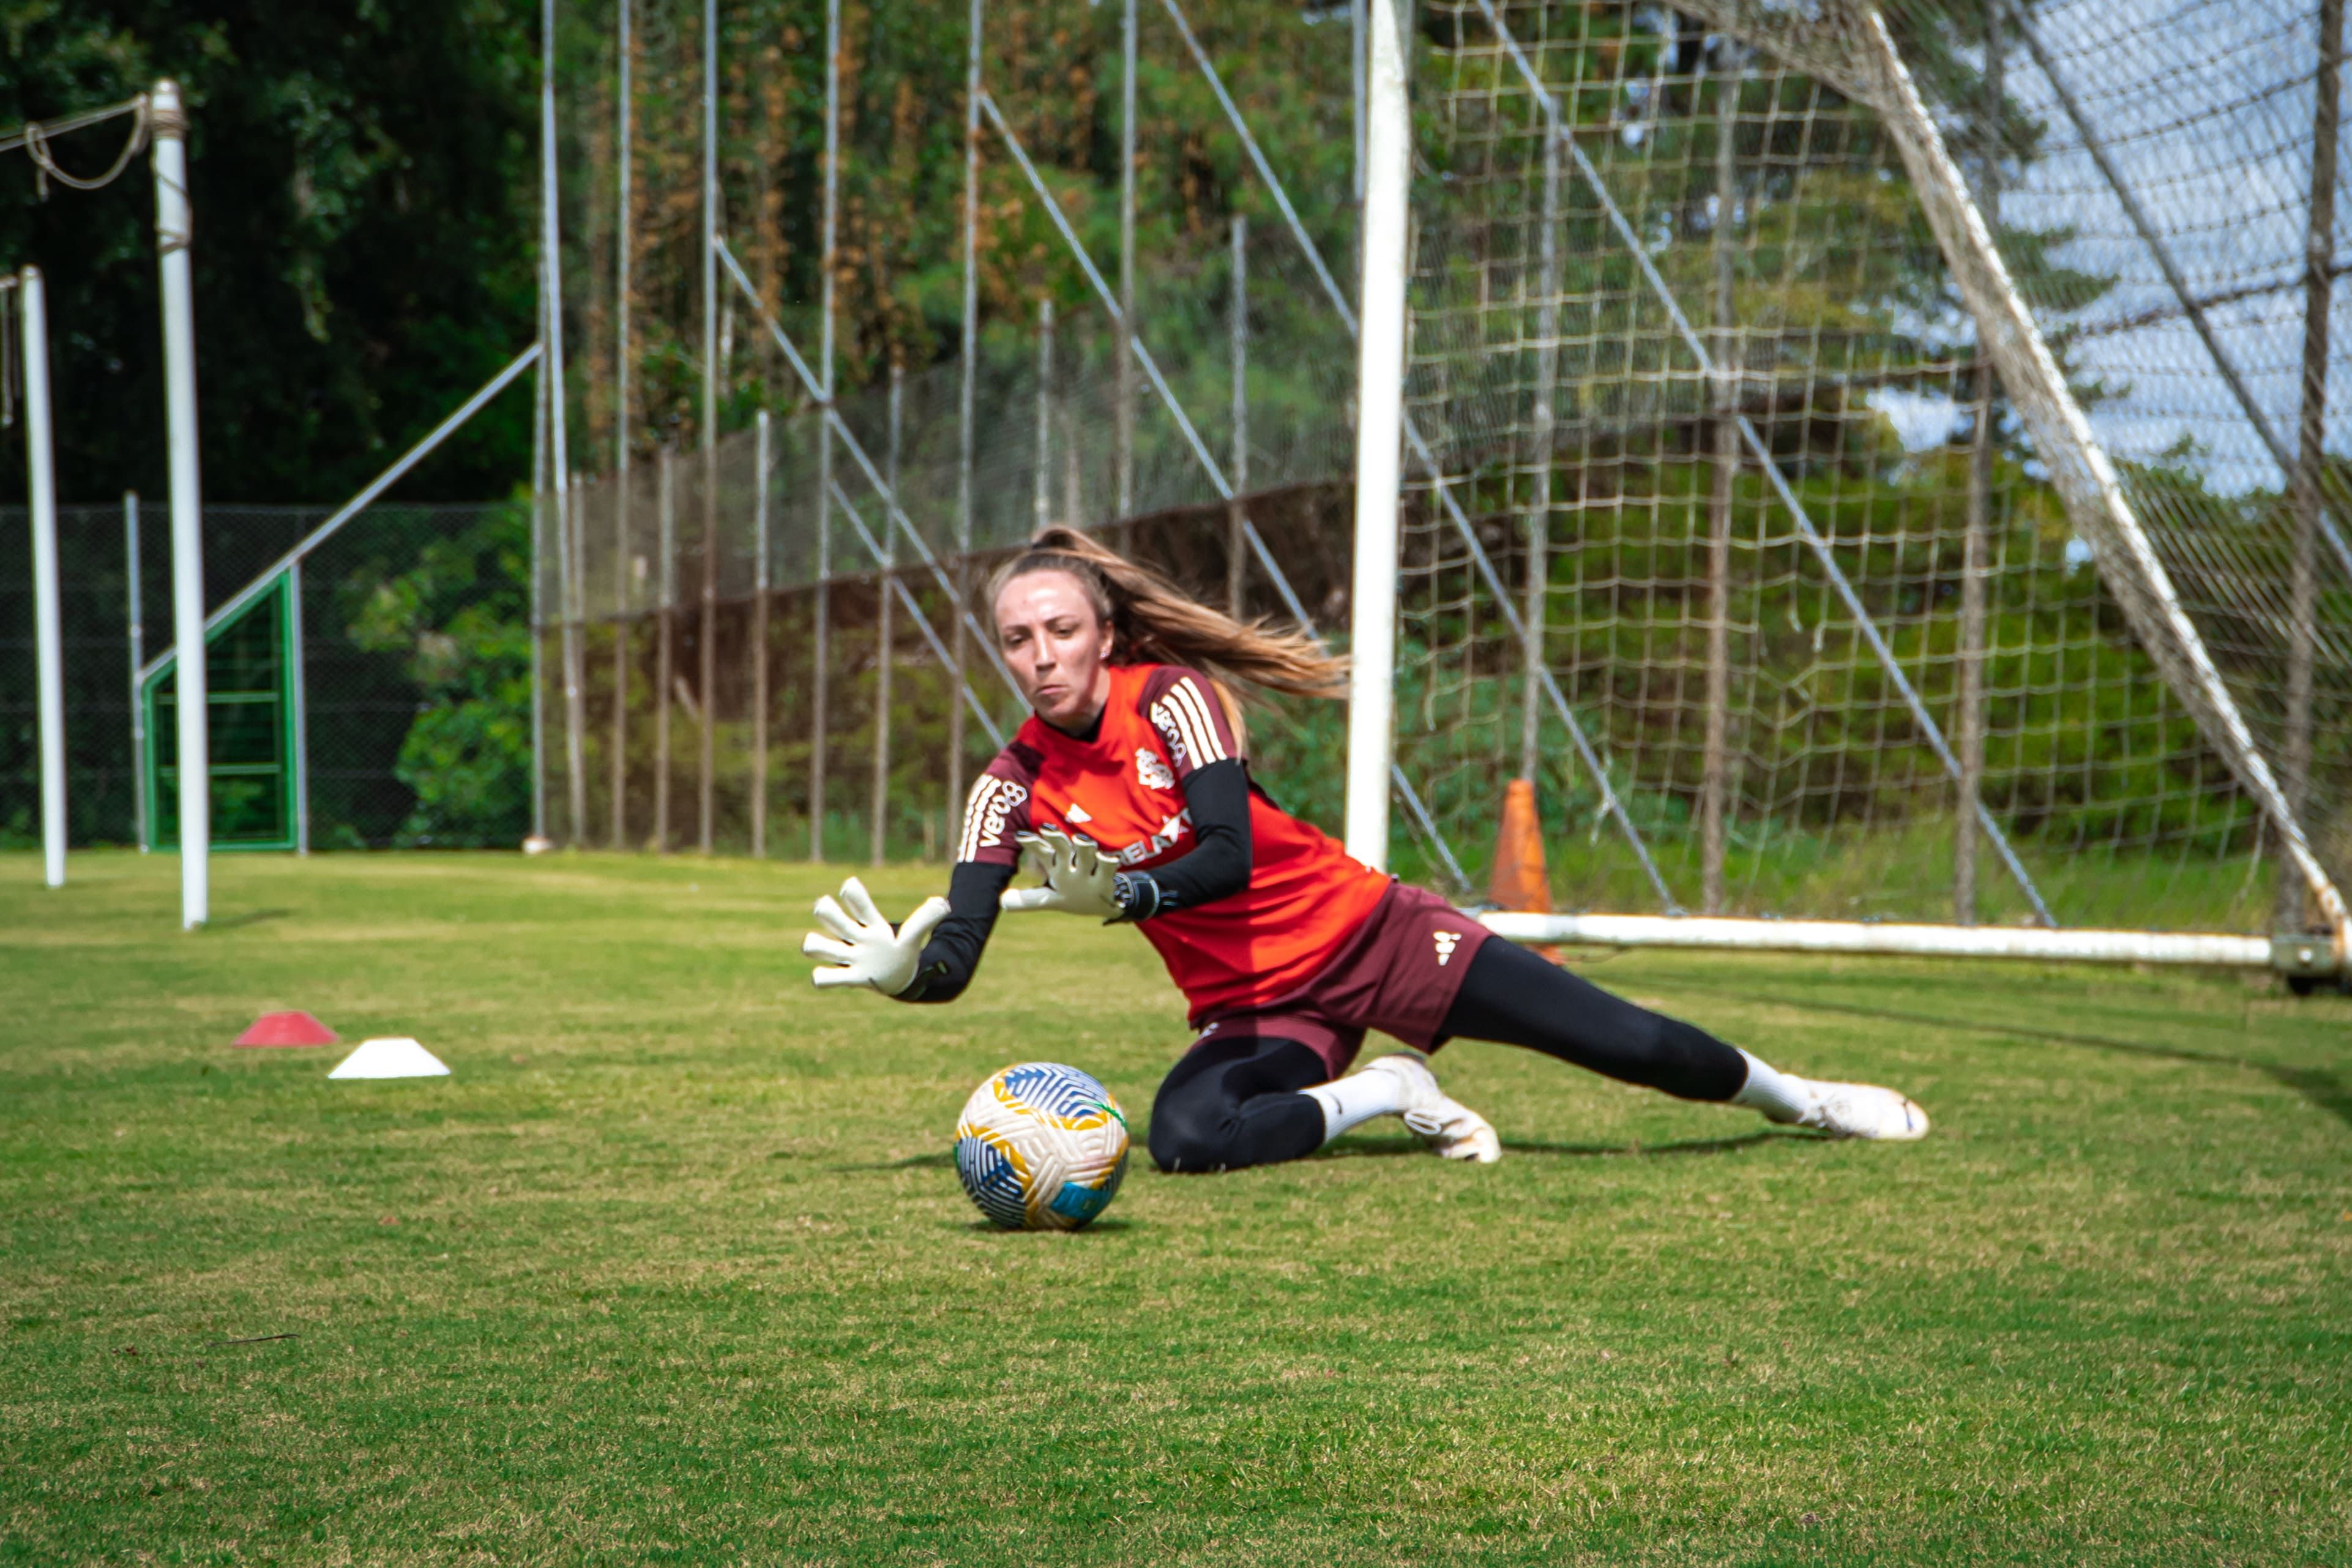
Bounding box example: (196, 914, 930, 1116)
(2, 500, 528, 852)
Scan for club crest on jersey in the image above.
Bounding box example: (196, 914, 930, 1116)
(1433, 930, 1462, 966)
(1135, 748, 1176, 792)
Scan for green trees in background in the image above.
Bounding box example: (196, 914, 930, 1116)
(340, 504, 535, 846)
(0, 0, 540, 505)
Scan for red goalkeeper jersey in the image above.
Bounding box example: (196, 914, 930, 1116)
(960, 662, 1391, 1022)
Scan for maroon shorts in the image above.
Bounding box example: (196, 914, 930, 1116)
(1187, 882, 1494, 1078)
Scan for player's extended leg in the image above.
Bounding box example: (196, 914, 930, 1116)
(1148, 1035, 1500, 1173)
(1439, 937, 1928, 1140)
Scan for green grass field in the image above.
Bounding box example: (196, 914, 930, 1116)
(5, 851, 2350, 1565)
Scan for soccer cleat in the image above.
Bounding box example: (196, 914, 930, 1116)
(1359, 1051, 1503, 1164)
(1793, 1080, 1930, 1141)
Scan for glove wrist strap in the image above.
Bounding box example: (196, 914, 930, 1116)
(1111, 870, 1165, 923)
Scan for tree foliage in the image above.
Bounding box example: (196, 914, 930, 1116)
(1, 0, 538, 505)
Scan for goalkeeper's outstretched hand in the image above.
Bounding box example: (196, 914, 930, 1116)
(802, 876, 950, 995)
(999, 826, 1122, 918)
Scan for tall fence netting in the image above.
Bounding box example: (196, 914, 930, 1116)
(12, 0, 2345, 941)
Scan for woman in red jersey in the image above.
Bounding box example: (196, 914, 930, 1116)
(803, 528, 1927, 1170)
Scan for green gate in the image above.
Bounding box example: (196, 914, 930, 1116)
(141, 569, 300, 851)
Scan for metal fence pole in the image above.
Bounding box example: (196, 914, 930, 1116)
(1351, 0, 1365, 209)
(812, 458, 833, 861)
(752, 408, 772, 857)
(872, 365, 902, 866)
(125, 491, 146, 852)
(612, 472, 629, 849)
(569, 471, 589, 845)
(1700, 60, 1736, 916)
(812, 0, 842, 864)
(613, 0, 633, 851)
(655, 447, 674, 852)
(1523, 130, 1562, 791)
(2280, 0, 2344, 931)
(699, 0, 720, 856)
(1034, 297, 1053, 527)
(1227, 215, 1249, 617)
(1956, 10, 2001, 925)
(1115, 0, 1138, 520)
(698, 460, 717, 858)
(951, 0, 983, 854)
(561, 491, 584, 848)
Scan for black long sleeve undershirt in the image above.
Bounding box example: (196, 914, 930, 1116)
(897, 757, 1255, 1003)
(1118, 758, 1252, 918)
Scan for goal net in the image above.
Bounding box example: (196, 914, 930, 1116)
(534, 0, 2346, 969)
(1398, 0, 2348, 949)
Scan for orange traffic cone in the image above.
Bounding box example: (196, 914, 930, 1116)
(1488, 777, 1551, 914)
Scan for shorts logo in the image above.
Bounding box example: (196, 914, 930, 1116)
(1433, 930, 1462, 967)
(1135, 749, 1176, 792)
(1066, 801, 1092, 824)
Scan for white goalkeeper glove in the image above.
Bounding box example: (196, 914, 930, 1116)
(801, 876, 951, 995)
(999, 826, 1124, 919)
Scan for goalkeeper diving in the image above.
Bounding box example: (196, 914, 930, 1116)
(802, 528, 1927, 1170)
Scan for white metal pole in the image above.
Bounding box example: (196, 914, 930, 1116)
(545, 0, 580, 845)
(20, 267, 65, 889)
(530, 282, 548, 843)
(125, 491, 146, 852)
(1344, 0, 1409, 870)
(153, 80, 207, 928)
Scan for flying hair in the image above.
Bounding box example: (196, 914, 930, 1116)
(987, 526, 1346, 749)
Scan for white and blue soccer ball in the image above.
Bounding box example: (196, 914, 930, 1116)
(954, 1062, 1130, 1231)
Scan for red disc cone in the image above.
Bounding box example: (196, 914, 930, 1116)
(234, 1010, 340, 1048)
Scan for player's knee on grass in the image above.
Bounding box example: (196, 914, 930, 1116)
(1148, 1036, 1329, 1173)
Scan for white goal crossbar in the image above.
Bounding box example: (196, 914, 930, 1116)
(1478, 911, 2341, 980)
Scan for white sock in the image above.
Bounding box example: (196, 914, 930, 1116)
(1731, 1048, 1815, 1124)
(1301, 1070, 1414, 1142)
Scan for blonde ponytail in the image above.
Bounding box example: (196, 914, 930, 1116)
(985, 527, 1346, 747)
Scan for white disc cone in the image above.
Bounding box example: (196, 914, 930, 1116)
(327, 1037, 451, 1080)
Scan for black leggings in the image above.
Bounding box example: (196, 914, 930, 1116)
(1146, 936, 1747, 1174)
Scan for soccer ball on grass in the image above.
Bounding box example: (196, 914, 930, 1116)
(954, 1062, 1130, 1230)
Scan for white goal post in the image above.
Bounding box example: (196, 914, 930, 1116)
(1345, 0, 1413, 870)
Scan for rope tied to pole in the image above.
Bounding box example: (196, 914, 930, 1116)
(7, 95, 152, 197)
